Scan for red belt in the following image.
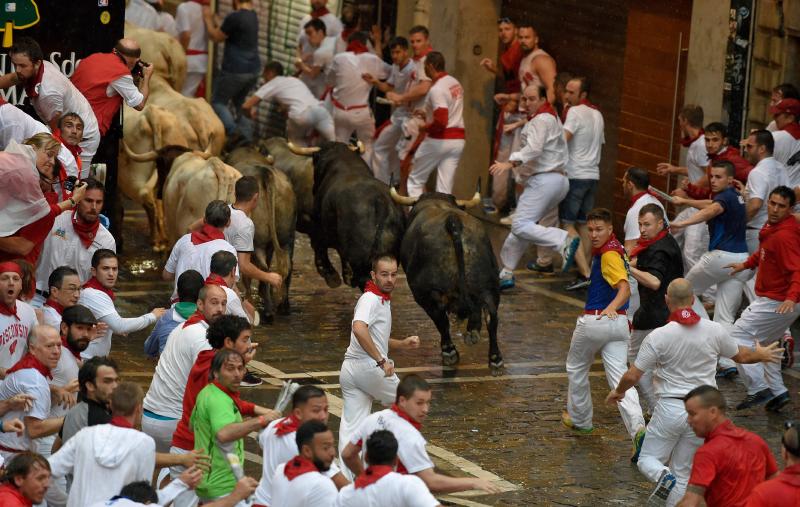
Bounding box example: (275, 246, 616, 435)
(186, 49, 208, 55)
(584, 309, 626, 315)
(332, 97, 368, 111)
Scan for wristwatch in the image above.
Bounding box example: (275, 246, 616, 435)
(376, 358, 387, 368)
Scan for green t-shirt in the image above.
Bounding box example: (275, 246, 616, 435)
(191, 382, 243, 499)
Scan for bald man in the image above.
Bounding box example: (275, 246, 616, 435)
(607, 278, 782, 506)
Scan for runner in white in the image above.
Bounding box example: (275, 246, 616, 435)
(769, 98, 800, 166)
(270, 420, 338, 507)
(296, 19, 337, 99)
(41, 266, 81, 327)
(341, 375, 500, 494)
(607, 278, 782, 506)
(254, 386, 348, 506)
(78, 249, 164, 359)
(338, 255, 419, 479)
(327, 31, 390, 166)
(490, 84, 580, 290)
(0, 262, 37, 376)
(205, 250, 255, 324)
(335, 430, 439, 507)
(243, 62, 335, 146)
(175, 0, 208, 97)
(296, 0, 343, 58)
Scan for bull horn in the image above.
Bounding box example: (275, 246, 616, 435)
(265, 154, 275, 165)
(192, 134, 215, 159)
(348, 140, 365, 154)
(122, 140, 158, 163)
(287, 142, 320, 156)
(455, 191, 481, 209)
(390, 186, 418, 206)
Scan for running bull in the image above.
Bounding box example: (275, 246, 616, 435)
(256, 137, 314, 234)
(288, 141, 405, 290)
(391, 189, 504, 374)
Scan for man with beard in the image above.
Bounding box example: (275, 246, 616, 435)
(679, 122, 752, 200)
(0, 262, 38, 377)
(52, 113, 86, 185)
(59, 356, 119, 444)
(481, 17, 523, 94)
(493, 22, 556, 104)
(338, 255, 419, 479)
(271, 420, 338, 507)
(35, 179, 116, 305)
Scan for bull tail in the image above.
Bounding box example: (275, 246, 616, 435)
(266, 168, 284, 272)
(368, 197, 387, 267)
(445, 214, 469, 310)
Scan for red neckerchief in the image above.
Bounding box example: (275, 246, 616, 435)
(341, 27, 355, 42)
(391, 404, 421, 430)
(630, 190, 656, 206)
(559, 103, 570, 123)
(52, 129, 83, 159)
(72, 211, 100, 249)
(533, 101, 558, 120)
(0, 96, 6, 106)
(579, 98, 599, 111)
(204, 274, 228, 288)
(629, 228, 669, 258)
(591, 233, 625, 257)
(759, 213, 800, 244)
(412, 46, 433, 61)
(0, 300, 18, 320)
(354, 465, 394, 489)
(275, 413, 301, 436)
(83, 277, 115, 301)
(191, 223, 225, 245)
(364, 280, 390, 304)
(60, 335, 82, 360)
(680, 129, 704, 148)
(6, 352, 52, 380)
(284, 455, 319, 481)
(23, 62, 45, 98)
(499, 39, 523, 75)
(211, 380, 243, 406)
(110, 416, 134, 429)
(346, 40, 370, 54)
(668, 307, 701, 326)
(182, 310, 207, 329)
(782, 122, 800, 140)
(311, 6, 330, 17)
(431, 71, 449, 85)
(46, 299, 64, 315)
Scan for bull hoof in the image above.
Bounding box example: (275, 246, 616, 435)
(277, 301, 291, 316)
(259, 310, 275, 326)
(319, 270, 342, 288)
(441, 346, 460, 366)
(464, 330, 480, 346)
(489, 357, 505, 376)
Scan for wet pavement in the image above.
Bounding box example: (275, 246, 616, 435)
(112, 201, 800, 506)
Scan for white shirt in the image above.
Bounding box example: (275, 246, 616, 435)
(509, 111, 568, 181)
(517, 48, 549, 92)
(223, 285, 251, 323)
(42, 304, 62, 328)
(635, 319, 738, 399)
(225, 205, 255, 252)
(0, 301, 36, 370)
(126, 0, 160, 30)
(746, 156, 789, 229)
(625, 193, 665, 241)
(297, 12, 343, 53)
(158, 11, 180, 38)
(772, 129, 800, 167)
(49, 346, 81, 418)
(423, 74, 464, 134)
(143, 321, 211, 418)
(107, 75, 145, 109)
(254, 76, 320, 120)
(563, 104, 604, 180)
(31, 61, 100, 143)
(79, 287, 157, 359)
(335, 472, 439, 507)
(254, 419, 342, 506)
(175, 1, 208, 73)
(349, 408, 434, 474)
(0, 367, 51, 452)
(328, 52, 389, 108)
(35, 210, 116, 293)
(345, 292, 391, 362)
(48, 424, 156, 507)
(685, 134, 708, 182)
(165, 234, 239, 297)
(408, 55, 432, 109)
(271, 461, 337, 507)
(387, 60, 415, 121)
(300, 36, 337, 99)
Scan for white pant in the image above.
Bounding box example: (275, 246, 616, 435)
(182, 72, 204, 97)
(686, 250, 751, 328)
(637, 398, 703, 507)
(397, 116, 423, 161)
(170, 446, 199, 507)
(288, 105, 336, 146)
(338, 358, 399, 480)
(672, 208, 708, 272)
(629, 329, 656, 410)
(733, 296, 800, 395)
(407, 138, 464, 197)
(744, 228, 760, 303)
(371, 119, 404, 184)
(333, 107, 375, 166)
(628, 277, 640, 324)
(500, 172, 569, 271)
(141, 412, 179, 453)
(566, 316, 645, 437)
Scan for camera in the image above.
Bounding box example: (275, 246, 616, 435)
(64, 175, 78, 192)
(132, 60, 150, 79)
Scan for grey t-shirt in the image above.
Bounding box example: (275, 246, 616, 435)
(60, 398, 112, 444)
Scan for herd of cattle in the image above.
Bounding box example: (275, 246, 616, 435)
(119, 25, 504, 374)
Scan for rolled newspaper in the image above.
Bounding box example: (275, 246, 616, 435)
(274, 381, 299, 413)
(375, 96, 393, 105)
(226, 453, 254, 503)
(648, 185, 674, 203)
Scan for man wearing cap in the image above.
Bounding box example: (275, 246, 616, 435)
(0, 261, 37, 378)
(769, 98, 800, 170)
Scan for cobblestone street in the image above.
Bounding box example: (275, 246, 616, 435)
(112, 204, 800, 506)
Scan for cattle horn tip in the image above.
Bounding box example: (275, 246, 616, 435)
(390, 186, 418, 206)
(456, 191, 481, 209)
(121, 139, 158, 163)
(287, 142, 320, 156)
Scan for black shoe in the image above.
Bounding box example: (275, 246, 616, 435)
(565, 277, 590, 291)
(526, 261, 554, 274)
(736, 388, 773, 410)
(765, 391, 790, 412)
(241, 371, 264, 387)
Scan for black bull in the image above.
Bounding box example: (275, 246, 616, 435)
(308, 142, 405, 290)
(395, 192, 504, 374)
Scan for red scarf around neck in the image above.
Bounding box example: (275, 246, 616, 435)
(23, 62, 45, 98)
(72, 211, 100, 249)
(191, 223, 225, 245)
(629, 228, 669, 258)
(275, 413, 301, 436)
(61, 335, 82, 360)
(355, 465, 394, 489)
(391, 403, 421, 430)
(284, 455, 319, 481)
(668, 307, 701, 326)
(204, 273, 228, 288)
(630, 190, 656, 206)
(533, 101, 558, 120)
(347, 40, 370, 54)
(182, 310, 207, 329)
(83, 277, 115, 300)
(591, 233, 626, 258)
(53, 129, 83, 158)
(782, 122, 800, 140)
(364, 280, 390, 304)
(6, 352, 52, 379)
(413, 46, 433, 61)
(46, 299, 64, 315)
(680, 129, 704, 148)
(0, 300, 18, 320)
(211, 380, 243, 405)
(340, 27, 355, 42)
(110, 416, 134, 429)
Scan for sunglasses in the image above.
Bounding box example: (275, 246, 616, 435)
(498, 17, 513, 24)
